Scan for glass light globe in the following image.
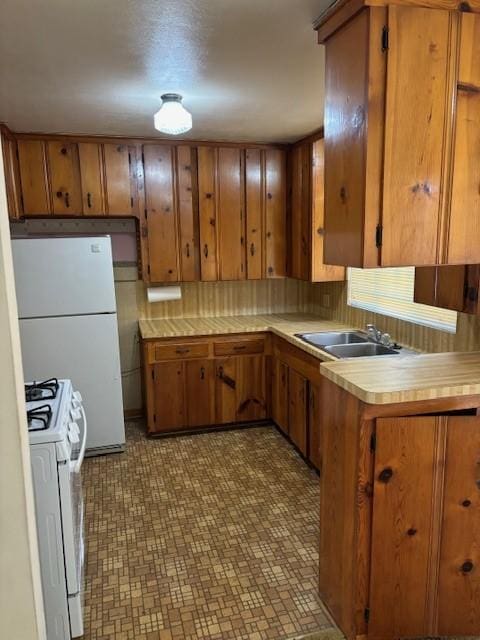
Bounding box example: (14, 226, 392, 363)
(153, 93, 192, 135)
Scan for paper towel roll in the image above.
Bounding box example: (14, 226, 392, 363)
(147, 286, 182, 303)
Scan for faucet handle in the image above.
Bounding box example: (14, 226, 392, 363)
(380, 333, 392, 347)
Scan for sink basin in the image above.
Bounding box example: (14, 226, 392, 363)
(296, 331, 368, 348)
(324, 343, 400, 358)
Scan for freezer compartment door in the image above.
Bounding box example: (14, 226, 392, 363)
(19, 313, 125, 451)
(12, 236, 117, 317)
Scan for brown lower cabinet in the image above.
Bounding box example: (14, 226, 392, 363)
(143, 335, 268, 433)
(319, 377, 480, 640)
(142, 332, 322, 469)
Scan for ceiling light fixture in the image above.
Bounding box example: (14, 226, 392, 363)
(153, 93, 192, 135)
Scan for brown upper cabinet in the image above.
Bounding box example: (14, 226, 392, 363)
(414, 265, 480, 315)
(288, 137, 344, 282)
(16, 139, 51, 215)
(103, 143, 137, 216)
(78, 143, 105, 215)
(197, 145, 286, 283)
(316, 2, 480, 268)
(48, 141, 83, 214)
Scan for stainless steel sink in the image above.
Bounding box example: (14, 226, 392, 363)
(324, 343, 400, 358)
(296, 331, 369, 348)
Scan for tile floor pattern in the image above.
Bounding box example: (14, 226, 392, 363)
(82, 422, 340, 640)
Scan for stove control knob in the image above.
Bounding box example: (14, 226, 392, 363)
(73, 391, 83, 403)
(70, 408, 82, 421)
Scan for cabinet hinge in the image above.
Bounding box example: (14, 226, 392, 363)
(151, 369, 154, 380)
(147, 264, 151, 275)
(142, 152, 145, 165)
(130, 196, 134, 208)
(128, 152, 132, 166)
(364, 607, 370, 623)
(381, 26, 389, 51)
(375, 224, 383, 248)
(370, 433, 376, 452)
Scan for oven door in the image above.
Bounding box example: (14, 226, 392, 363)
(58, 404, 87, 638)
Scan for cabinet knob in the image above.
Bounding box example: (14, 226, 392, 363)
(340, 186, 347, 203)
(203, 244, 209, 258)
(56, 191, 62, 198)
(267, 192, 273, 200)
(461, 560, 474, 574)
(200, 366, 205, 380)
(206, 192, 213, 199)
(60, 147, 67, 155)
(407, 528, 417, 536)
(462, 499, 472, 508)
(378, 467, 393, 483)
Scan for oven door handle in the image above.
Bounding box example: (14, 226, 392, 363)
(74, 405, 88, 473)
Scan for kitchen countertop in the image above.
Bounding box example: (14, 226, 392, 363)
(139, 313, 352, 362)
(320, 351, 480, 405)
(139, 313, 480, 405)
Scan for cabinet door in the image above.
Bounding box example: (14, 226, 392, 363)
(176, 146, 200, 281)
(323, 10, 371, 268)
(1, 134, 22, 219)
(185, 360, 215, 427)
(311, 139, 345, 283)
(103, 143, 135, 215)
(381, 7, 452, 266)
(17, 140, 50, 215)
(288, 369, 307, 455)
(215, 358, 237, 424)
(289, 143, 310, 280)
(47, 141, 82, 215)
(265, 149, 286, 278)
(245, 149, 263, 280)
(414, 265, 470, 312)
(217, 147, 245, 280)
(447, 13, 480, 264)
(144, 145, 179, 283)
(272, 358, 289, 435)
(437, 416, 480, 635)
(369, 416, 442, 639)
(308, 383, 321, 469)
(197, 146, 218, 280)
(236, 355, 266, 422)
(152, 361, 185, 432)
(78, 142, 105, 215)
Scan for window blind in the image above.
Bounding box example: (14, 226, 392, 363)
(348, 267, 457, 333)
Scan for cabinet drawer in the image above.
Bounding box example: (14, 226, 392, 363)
(214, 338, 264, 357)
(150, 342, 209, 363)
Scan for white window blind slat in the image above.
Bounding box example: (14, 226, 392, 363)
(348, 267, 457, 333)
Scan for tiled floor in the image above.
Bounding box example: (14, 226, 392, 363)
(82, 422, 340, 640)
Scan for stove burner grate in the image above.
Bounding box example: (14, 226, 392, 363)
(25, 378, 59, 403)
(27, 405, 53, 432)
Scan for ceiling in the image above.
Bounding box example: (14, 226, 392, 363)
(0, 0, 330, 143)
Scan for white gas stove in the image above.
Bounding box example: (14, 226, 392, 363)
(26, 378, 87, 640)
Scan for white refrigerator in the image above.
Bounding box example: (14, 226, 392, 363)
(12, 236, 125, 455)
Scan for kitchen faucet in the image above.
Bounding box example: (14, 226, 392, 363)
(366, 324, 395, 348)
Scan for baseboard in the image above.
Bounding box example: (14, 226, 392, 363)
(124, 408, 143, 420)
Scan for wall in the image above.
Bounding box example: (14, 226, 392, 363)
(0, 141, 46, 639)
(309, 280, 480, 353)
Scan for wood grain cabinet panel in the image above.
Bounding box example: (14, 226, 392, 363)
(245, 149, 263, 280)
(17, 140, 51, 215)
(78, 142, 105, 215)
(236, 355, 266, 422)
(265, 149, 287, 278)
(288, 139, 344, 282)
(437, 416, 480, 636)
(103, 143, 135, 216)
(288, 368, 308, 456)
(143, 144, 179, 282)
(176, 146, 200, 281)
(185, 360, 215, 427)
(197, 146, 218, 281)
(272, 358, 289, 435)
(381, 6, 451, 266)
(151, 361, 185, 432)
(47, 141, 83, 215)
(217, 147, 245, 281)
(308, 383, 321, 469)
(446, 13, 480, 264)
(213, 337, 264, 357)
(1, 132, 22, 219)
(414, 265, 480, 314)
(215, 358, 238, 424)
(369, 416, 440, 639)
